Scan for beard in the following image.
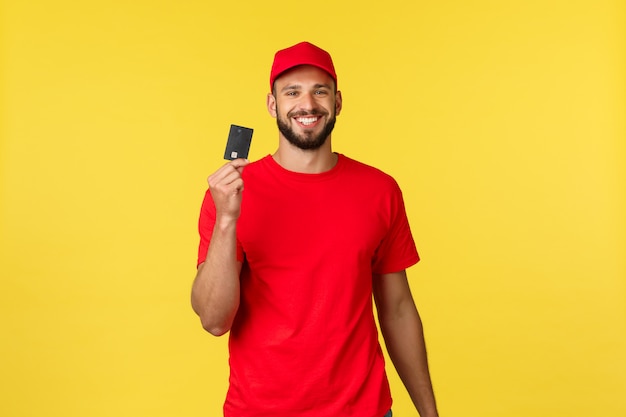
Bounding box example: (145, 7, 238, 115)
(276, 107, 337, 151)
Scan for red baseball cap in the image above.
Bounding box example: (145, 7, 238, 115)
(269, 41, 337, 90)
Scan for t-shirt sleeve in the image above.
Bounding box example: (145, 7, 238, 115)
(371, 180, 420, 274)
(196, 188, 244, 267)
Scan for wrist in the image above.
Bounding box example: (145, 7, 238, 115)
(214, 214, 238, 231)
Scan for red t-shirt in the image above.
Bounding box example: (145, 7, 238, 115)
(197, 154, 419, 417)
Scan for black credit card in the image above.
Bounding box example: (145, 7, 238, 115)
(223, 124, 253, 160)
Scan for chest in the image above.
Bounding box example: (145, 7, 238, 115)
(237, 177, 390, 266)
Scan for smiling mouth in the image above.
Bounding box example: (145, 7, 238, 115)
(295, 116, 319, 126)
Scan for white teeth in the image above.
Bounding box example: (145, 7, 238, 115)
(296, 117, 318, 125)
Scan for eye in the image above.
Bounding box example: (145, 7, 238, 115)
(314, 89, 328, 96)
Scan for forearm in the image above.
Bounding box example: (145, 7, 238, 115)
(380, 305, 438, 417)
(191, 218, 241, 336)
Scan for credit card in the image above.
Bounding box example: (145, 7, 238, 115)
(224, 124, 253, 160)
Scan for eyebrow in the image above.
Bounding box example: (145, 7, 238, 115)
(280, 83, 333, 93)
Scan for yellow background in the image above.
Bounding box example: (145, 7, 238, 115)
(1, 1, 624, 416)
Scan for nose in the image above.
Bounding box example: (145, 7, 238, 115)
(298, 91, 316, 111)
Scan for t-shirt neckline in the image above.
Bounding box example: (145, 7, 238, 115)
(264, 153, 346, 182)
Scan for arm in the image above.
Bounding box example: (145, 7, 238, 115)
(373, 270, 439, 417)
(191, 159, 248, 336)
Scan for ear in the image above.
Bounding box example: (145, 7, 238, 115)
(335, 90, 343, 116)
(267, 93, 277, 118)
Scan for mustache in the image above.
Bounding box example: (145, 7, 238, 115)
(287, 109, 328, 118)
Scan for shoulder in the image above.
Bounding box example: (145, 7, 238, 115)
(240, 155, 273, 179)
(338, 154, 400, 189)
(243, 154, 272, 171)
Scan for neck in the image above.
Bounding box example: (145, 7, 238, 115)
(272, 138, 337, 174)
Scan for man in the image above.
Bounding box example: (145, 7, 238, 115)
(191, 41, 439, 417)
